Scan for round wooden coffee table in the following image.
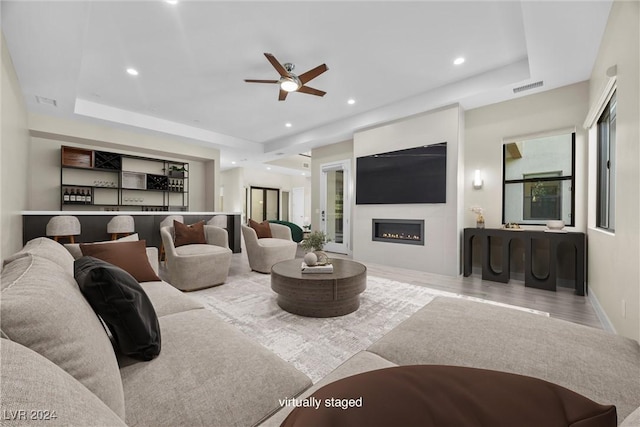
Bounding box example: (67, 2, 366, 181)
(271, 258, 367, 317)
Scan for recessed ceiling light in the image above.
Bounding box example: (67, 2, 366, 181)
(267, 167, 272, 170)
(453, 57, 465, 65)
(301, 172, 306, 176)
(165, 0, 178, 4)
(126, 68, 139, 76)
(231, 161, 236, 165)
(347, 99, 356, 105)
(285, 123, 292, 128)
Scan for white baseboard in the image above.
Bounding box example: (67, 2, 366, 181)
(588, 289, 617, 333)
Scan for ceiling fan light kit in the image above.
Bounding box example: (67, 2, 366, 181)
(280, 76, 301, 92)
(245, 53, 328, 101)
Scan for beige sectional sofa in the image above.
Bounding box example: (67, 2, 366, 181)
(262, 297, 640, 426)
(2, 237, 639, 426)
(1, 238, 311, 426)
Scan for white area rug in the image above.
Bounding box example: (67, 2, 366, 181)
(190, 273, 547, 383)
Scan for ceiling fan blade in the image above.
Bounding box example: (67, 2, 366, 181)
(297, 85, 326, 97)
(244, 79, 279, 84)
(264, 53, 289, 78)
(298, 64, 328, 85)
(278, 89, 288, 101)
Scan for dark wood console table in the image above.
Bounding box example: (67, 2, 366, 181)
(463, 228, 586, 296)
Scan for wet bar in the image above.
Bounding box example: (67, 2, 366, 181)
(22, 211, 242, 253)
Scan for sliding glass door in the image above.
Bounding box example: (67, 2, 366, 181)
(250, 187, 279, 222)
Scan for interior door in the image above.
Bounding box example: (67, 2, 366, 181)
(320, 160, 350, 254)
(291, 187, 305, 227)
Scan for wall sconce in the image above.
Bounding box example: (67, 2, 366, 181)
(473, 169, 483, 189)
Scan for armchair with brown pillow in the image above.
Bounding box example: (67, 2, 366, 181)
(241, 220, 298, 273)
(160, 221, 232, 291)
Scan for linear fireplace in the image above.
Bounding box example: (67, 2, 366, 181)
(372, 219, 425, 246)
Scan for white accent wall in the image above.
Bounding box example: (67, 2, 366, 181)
(352, 105, 464, 276)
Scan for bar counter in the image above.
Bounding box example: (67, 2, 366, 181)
(22, 211, 242, 253)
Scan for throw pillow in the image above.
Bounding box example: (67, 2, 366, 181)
(74, 256, 161, 361)
(65, 233, 139, 260)
(249, 219, 272, 238)
(282, 365, 617, 427)
(80, 240, 160, 282)
(173, 220, 206, 247)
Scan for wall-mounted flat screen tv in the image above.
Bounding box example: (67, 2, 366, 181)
(356, 142, 447, 204)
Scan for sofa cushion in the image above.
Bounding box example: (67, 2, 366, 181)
(621, 406, 640, 427)
(262, 351, 397, 427)
(0, 254, 125, 419)
(1, 338, 127, 426)
(3, 237, 74, 275)
(139, 280, 204, 317)
(367, 297, 640, 421)
(281, 365, 617, 427)
(120, 309, 312, 427)
(249, 219, 273, 238)
(173, 220, 206, 247)
(75, 256, 161, 361)
(65, 233, 139, 259)
(80, 239, 160, 282)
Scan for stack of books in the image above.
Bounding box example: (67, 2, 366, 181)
(301, 262, 334, 274)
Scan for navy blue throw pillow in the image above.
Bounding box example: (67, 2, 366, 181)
(74, 256, 161, 361)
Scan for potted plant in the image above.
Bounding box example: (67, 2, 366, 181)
(301, 231, 331, 265)
(167, 165, 186, 178)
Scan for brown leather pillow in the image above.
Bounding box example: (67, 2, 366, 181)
(249, 219, 272, 239)
(80, 240, 160, 282)
(282, 365, 617, 427)
(173, 220, 206, 247)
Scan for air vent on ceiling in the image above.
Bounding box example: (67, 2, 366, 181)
(35, 95, 57, 107)
(513, 80, 543, 94)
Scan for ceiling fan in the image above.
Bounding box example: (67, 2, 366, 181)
(244, 53, 328, 101)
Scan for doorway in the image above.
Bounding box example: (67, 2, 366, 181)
(291, 187, 305, 227)
(320, 160, 350, 254)
(250, 187, 279, 222)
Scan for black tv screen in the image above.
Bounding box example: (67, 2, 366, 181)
(356, 142, 447, 204)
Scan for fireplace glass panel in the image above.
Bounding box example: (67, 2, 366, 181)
(372, 219, 424, 245)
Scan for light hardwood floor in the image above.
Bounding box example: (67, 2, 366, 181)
(223, 247, 603, 330)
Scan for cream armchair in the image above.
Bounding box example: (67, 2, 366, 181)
(241, 223, 297, 273)
(160, 225, 232, 291)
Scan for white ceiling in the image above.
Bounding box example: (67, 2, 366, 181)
(2, 1, 612, 172)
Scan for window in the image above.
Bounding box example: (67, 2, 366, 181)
(597, 91, 616, 231)
(523, 172, 562, 220)
(503, 132, 575, 226)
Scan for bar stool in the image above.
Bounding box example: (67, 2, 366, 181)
(46, 216, 81, 243)
(107, 215, 135, 240)
(159, 215, 184, 261)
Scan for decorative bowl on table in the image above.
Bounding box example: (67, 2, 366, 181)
(546, 220, 565, 230)
(503, 223, 523, 230)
